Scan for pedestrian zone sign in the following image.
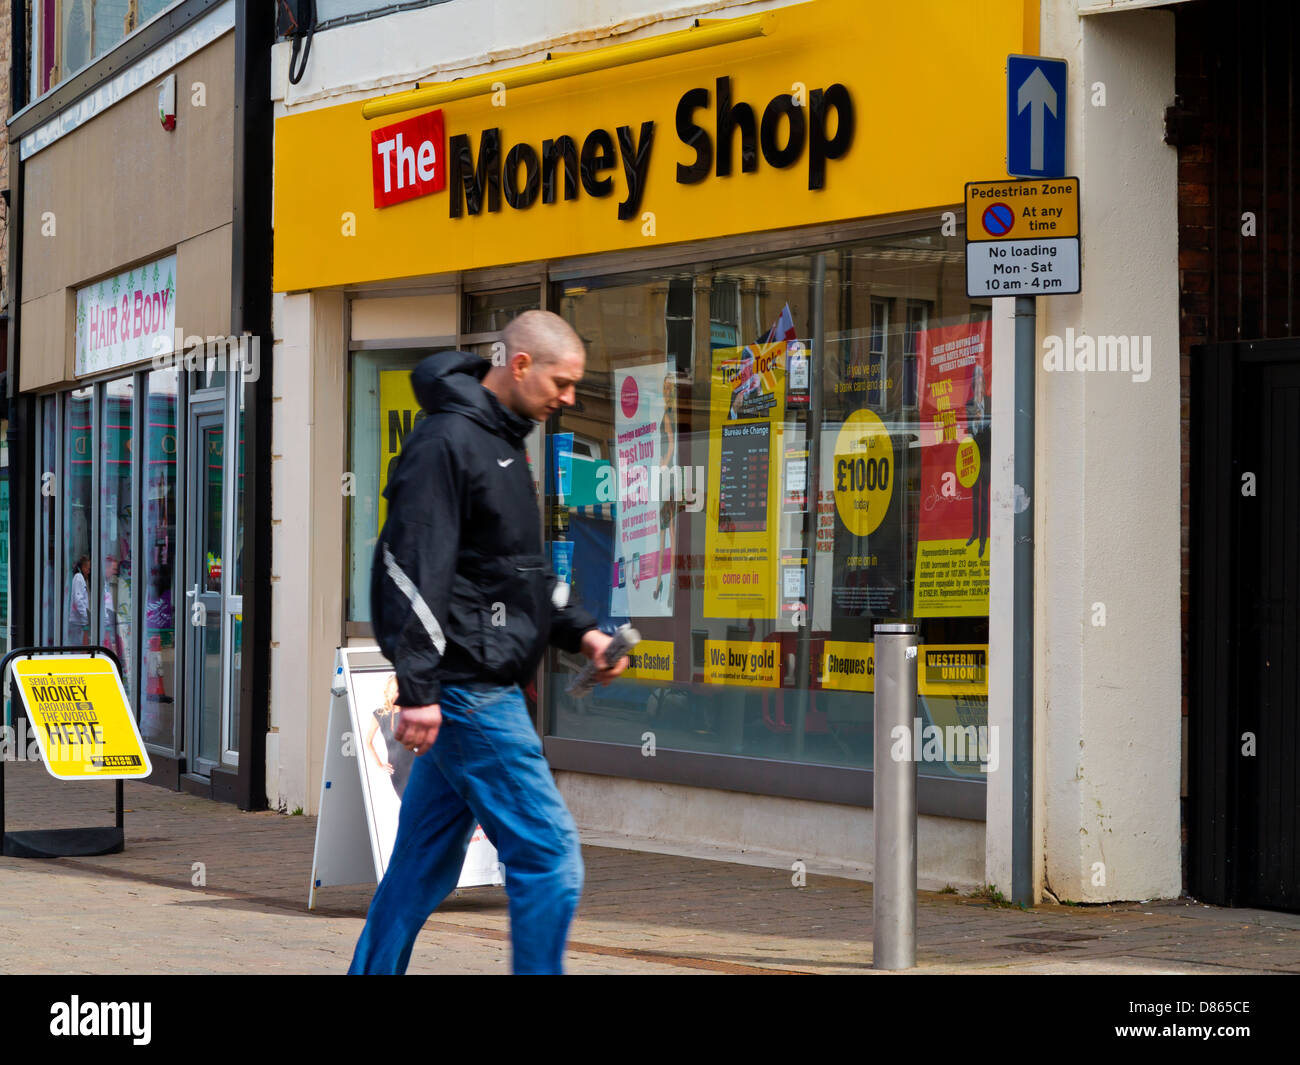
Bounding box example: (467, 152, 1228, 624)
(965, 177, 1081, 298)
(12, 656, 152, 780)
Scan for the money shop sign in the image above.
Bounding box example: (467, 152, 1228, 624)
(274, 0, 1034, 290)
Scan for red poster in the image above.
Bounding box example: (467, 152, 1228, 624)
(913, 318, 992, 617)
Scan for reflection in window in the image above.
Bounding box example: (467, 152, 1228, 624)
(464, 287, 540, 335)
(63, 389, 94, 646)
(30, 1, 182, 97)
(546, 233, 990, 780)
(39, 398, 59, 643)
(141, 368, 179, 747)
(99, 378, 134, 693)
(347, 349, 435, 622)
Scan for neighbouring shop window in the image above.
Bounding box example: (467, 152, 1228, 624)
(546, 231, 992, 781)
(29, 0, 182, 98)
(464, 287, 540, 336)
(62, 388, 94, 646)
(228, 375, 246, 753)
(347, 348, 435, 623)
(38, 397, 59, 644)
(99, 377, 134, 694)
(140, 367, 179, 747)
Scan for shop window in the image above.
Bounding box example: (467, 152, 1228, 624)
(867, 298, 890, 409)
(665, 277, 695, 376)
(464, 287, 540, 336)
(902, 300, 931, 412)
(546, 232, 990, 782)
(99, 378, 134, 693)
(62, 388, 94, 646)
(346, 348, 437, 623)
(140, 368, 179, 748)
(28, 1, 182, 100)
(38, 397, 59, 644)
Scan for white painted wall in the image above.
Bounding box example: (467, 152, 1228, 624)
(1028, 4, 1182, 901)
(267, 290, 346, 815)
(559, 772, 986, 890)
(273, 0, 800, 110)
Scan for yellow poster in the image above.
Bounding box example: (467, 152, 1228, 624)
(917, 645, 990, 777)
(917, 645, 988, 696)
(703, 640, 779, 687)
(13, 656, 151, 780)
(378, 370, 424, 534)
(820, 640, 875, 693)
(704, 342, 786, 619)
(624, 639, 675, 681)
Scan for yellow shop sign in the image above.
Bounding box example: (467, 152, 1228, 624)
(274, 0, 1035, 290)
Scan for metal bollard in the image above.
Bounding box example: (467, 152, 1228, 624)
(873, 622, 920, 970)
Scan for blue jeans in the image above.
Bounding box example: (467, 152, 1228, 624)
(347, 684, 584, 975)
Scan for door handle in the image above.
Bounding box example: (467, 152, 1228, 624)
(186, 583, 206, 627)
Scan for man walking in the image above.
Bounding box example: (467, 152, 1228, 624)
(349, 310, 627, 975)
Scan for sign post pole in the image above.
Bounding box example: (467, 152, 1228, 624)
(1012, 296, 1036, 907)
(967, 166, 1079, 908)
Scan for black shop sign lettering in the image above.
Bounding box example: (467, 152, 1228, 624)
(446, 75, 855, 222)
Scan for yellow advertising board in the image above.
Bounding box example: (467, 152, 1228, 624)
(273, 0, 1036, 291)
(624, 639, 675, 681)
(820, 640, 874, 693)
(704, 342, 786, 618)
(703, 640, 779, 688)
(378, 369, 423, 533)
(13, 656, 151, 780)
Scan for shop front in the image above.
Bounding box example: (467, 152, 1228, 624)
(8, 1, 272, 807)
(272, 0, 1037, 882)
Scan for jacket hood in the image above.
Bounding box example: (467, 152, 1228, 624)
(410, 350, 533, 444)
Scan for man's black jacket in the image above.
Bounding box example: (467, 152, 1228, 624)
(371, 350, 597, 707)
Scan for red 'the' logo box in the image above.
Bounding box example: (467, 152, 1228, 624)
(371, 110, 445, 209)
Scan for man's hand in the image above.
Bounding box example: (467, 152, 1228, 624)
(580, 629, 630, 686)
(393, 705, 441, 755)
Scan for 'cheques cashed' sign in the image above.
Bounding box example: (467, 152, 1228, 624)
(75, 254, 177, 376)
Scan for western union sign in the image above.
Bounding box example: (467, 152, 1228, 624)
(13, 656, 152, 780)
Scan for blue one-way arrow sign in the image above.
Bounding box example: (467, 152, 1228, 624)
(1007, 55, 1067, 178)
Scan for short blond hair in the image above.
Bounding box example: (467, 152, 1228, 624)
(503, 309, 584, 365)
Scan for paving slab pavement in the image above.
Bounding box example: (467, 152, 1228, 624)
(2, 762, 1298, 976)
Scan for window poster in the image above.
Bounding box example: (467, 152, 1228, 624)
(822, 408, 902, 620)
(913, 318, 993, 617)
(704, 342, 787, 619)
(377, 369, 422, 535)
(611, 360, 675, 619)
